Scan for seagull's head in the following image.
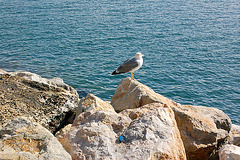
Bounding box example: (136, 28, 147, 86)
(135, 52, 144, 59)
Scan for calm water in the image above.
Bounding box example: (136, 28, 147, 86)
(0, 0, 239, 124)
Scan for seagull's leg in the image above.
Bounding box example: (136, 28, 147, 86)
(131, 72, 134, 80)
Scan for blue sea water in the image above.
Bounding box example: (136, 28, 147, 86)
(0, 0, 239, 124)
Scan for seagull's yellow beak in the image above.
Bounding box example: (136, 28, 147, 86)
(142, 54, 144, 57)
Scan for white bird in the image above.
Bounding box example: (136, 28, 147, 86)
(111, 52, 144, 80)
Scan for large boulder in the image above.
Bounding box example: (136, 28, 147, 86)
(111, 77, 176, 112)
(111, 77, 232, 160)
(0, 71, 79, 133)
(119, 103, 186, 160)
(0, 117, 71, 160)
(172, 105, 232, 160)
(58, 102, 186, 160)
(219, 144, 240, 160)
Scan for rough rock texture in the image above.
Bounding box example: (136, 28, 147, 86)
(0, 71, 234, 160)
(219, 144, 240, 160)
(231, 124, 240, 146)
(0, 71, 79, 133)
(111, 77, 232, 160)
(111, 77, 176, 112)
(120, 103, 186, 160)
(0, 117, 72, 160)
(59, 102, 186, 160)
(55, 123, 72, 152)
(58, 109, 131, 159)
(76, 93, 115, 117)
(172, 105, 232, 160)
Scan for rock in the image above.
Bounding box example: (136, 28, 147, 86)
(0, 69, 7, 74)
(231, 124, 240, 146)
(55, 124, 72, 138)
(0, 117, 72, 160)
(59, 109, 131, 159)
(231, 124, 240, 147)
(59, 103, 186, 160)
(111, 77, 176, 112)
(120, 103, 186, 160)
(219, 144, 240, 160)
(172, 104, 232, 160)
(0, 71, 79, 133)
(55, 124, 72, 153)
(111, 77, 232, 160)
(76, 93, 115, 117)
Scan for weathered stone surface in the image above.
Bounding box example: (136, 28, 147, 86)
(120, 103, 186, 160)
(111, 77, 176, 112)
(0, 117, 72, 160)
(231, 124, 240, 146)
(219, 144, 240, 160)
(59, 109, 131, 159)
(59, 103, 186, 160)
(111, 77, 232, 160)
(76, 93, 115, 117)
(172, 104, 232, 160)
(0, 71, 79, 133)
(55, 124, 72, 153)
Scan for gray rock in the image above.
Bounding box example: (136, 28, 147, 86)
(0, 117, 72, 160)
(0, 71, 79, 133)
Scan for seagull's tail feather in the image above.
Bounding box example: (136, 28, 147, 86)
(111, 70, 121, 75)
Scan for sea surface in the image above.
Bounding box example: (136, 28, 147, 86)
(0, 0, 239, 124)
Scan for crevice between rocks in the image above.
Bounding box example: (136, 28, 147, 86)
(51, 110, 76, 135)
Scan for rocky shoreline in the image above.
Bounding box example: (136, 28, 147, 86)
(0, 69, 239, 160)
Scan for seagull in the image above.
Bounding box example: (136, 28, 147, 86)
(111, 52, 144, 80)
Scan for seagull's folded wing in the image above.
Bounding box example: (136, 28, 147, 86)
(116, 58, 139, 73)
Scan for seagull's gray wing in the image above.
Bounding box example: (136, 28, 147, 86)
(116, 57, 139, 73)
